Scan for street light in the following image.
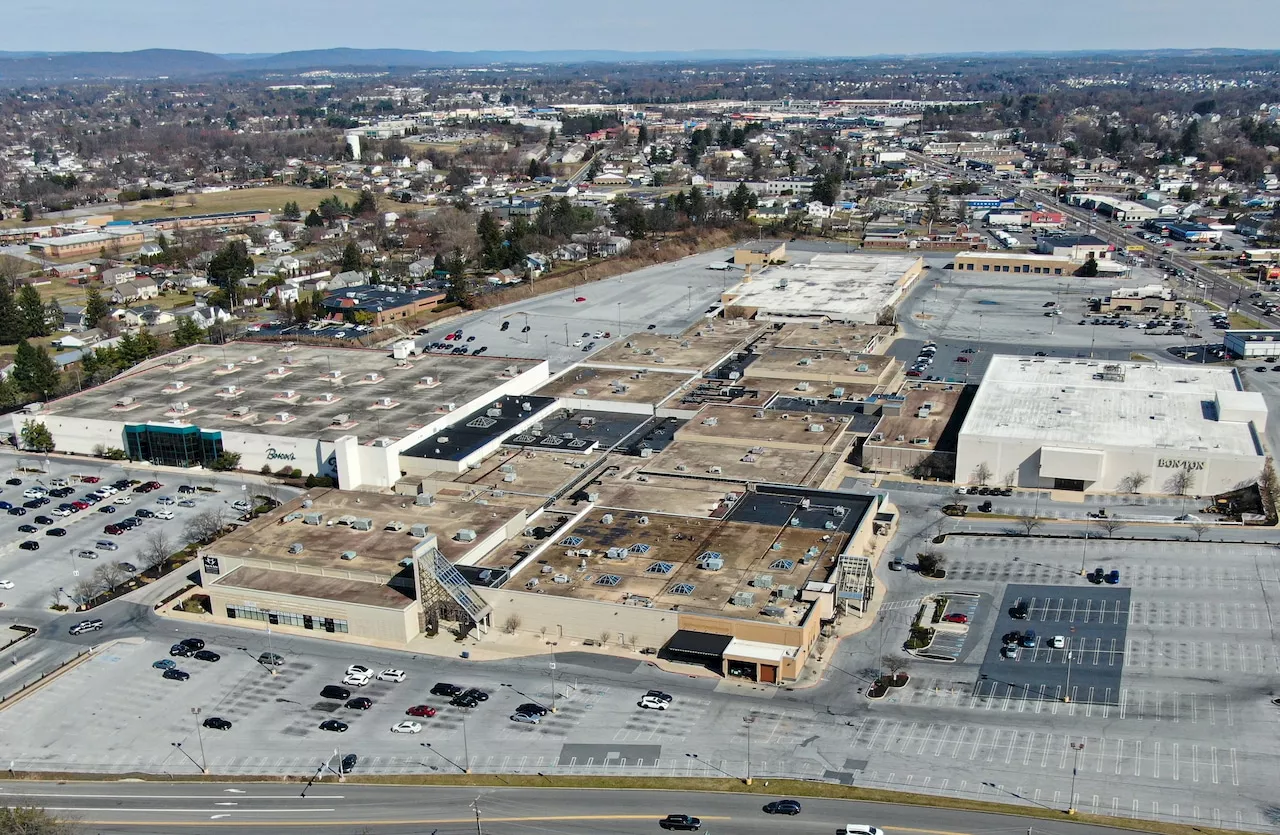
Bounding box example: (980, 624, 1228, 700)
(548, 641, 558, 713)
(1067, 741, 1086, 814)
(742, 716, 754, 785)
(191, 707, 208, 774)
(1079, 529, 1089, 576)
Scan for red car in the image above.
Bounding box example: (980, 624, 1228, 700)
(72, 501, 90, 510)
(942, 613, 969, 624)
(81, 476, 100, 484)
(405, 705, 437, 718)
(956, 356, 970, 363)
(444, 333, 455, 340)
(574, 296, 586, 302)
(905, 370, 921, 377)
(146, 481, 162, 489)
(103, 524, 123, 535)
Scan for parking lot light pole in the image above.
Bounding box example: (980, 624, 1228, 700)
(1079, 530, 1089, 576)
(548, 642, 558, 713)
(191, 708, 208, 774)
(743, 716, 753, 785)
(1067, 741, 1086, 814)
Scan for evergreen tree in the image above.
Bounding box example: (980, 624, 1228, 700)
(0, 283, 20, 345)
(19, 419, 54, 452)
(172, 316, 206, 347)
(340, 241, 362, 273)
(207, 241, 253, 307)
(432, 252, 446, 274)
(21, 204, 33, 222)
(83, 286, 110, 329)
(0, 375, 21, 409)
(352, 190, 378, 216)
(15, 284, 49, 338)
(12, 339, 58, 398)
(304, 209, 324, 227)
(476, 211, 504, 270)
(282, 201, 302, 221)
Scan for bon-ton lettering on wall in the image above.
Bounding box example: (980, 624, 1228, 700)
(1157, 459, 1206, 471)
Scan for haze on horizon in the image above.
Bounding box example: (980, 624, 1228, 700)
(5, 0, 1280, 57)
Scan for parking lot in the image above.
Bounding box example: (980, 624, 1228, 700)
(412, 247, 744, 370)
(0, 453, 278, 617)
(976, 584, 1131, 704)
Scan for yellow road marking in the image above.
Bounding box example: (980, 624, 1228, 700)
(76, 814, 733, 828)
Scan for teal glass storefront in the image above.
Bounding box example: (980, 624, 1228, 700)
(123, 424, 224, 468)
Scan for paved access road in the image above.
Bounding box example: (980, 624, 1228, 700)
(0, 782, 1170, 835)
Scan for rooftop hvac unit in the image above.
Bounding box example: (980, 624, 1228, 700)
(487, 407, 502, 418)
(168, 380, 187, 391)
(796, 382, 810, 392)
(601, 513, 614, 524)
(319, 392, 335, 402)
(414, 493, 435, 506)
(522, 402, 532, 411)
(223, 385, 238, 395)
(731, 591, 756, 607)
(808, 423, 824, 432)
(654, 356, 665, 363)
(371, 437, 394, 447)
(586, 491, 600, 502)
(437, 436, 450, 444)
(606, 547, 627, 560)
(340, 550, 358, 561)
(365, 372, 381, 382)
(698, 556, 724, 571)
(444, 403, 456, 412)
(833, 505, 847, 517)
(221, 362, 236, 371)
(754, 410, 765, 419)
(708, 466, 722, 474)
(231, 405, 251, 417)
(351, 518, 374, 531)
(331, 413, 350, 425)
(800, 498, 811, 509)
(303, 513, 323, 525)
(409, 523, 429, 537)
(116, 396, 134, 406)
(503, 472, 517, 483)
(275, 411, 291, 422)
(273, 366, 288, 375)
(637, 515, 649, 525)
(245, 355, 259, 363)
(280, 389, 296, 399)
(171, 401, 190, 412)
(377, 397, 394, 407)
(328, 369, 342, 379)
(420, 376, 436, 386)
(574, 388, 589, 396)
(639, 447, 653, 458)
(832, 387, 845, 397)
(702, 416, 718, 426)
(455, 529, 477, 542)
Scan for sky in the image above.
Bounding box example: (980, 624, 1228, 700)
(4, 0, 1280, 55)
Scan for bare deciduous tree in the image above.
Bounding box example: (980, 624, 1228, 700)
(184, 507, 227, 544)
(1165, 468, 1193, 497)
(502, 614, 522, 634)
(1190, 521, 1210, 541)
(880, 654, 910, 678)
(1117, 471, 1149, 494)
(1018, 517, 1043, 536)
(973, 462, 992, 486)
(94, 562, 125, 592)
(1098, 518, 1127, 538)
(916, 551, 946, 577)
(143, 530, 173, 571)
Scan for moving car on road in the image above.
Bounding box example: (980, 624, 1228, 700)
(763, 799, 802, 815)
(659, 814, 701, 831)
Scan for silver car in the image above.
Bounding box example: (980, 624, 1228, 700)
(510, 712, 541, 724)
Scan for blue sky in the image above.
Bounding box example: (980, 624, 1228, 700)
(4, 0, 1280, 54)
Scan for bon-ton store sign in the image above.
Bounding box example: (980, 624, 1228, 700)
(1157, 458, 1206, 471)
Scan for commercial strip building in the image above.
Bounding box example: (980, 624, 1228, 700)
(13, 342, 548, 489)
(1224, 329, 1280, 359)
(956, 356, 1267, 495)
(320, 285, 447, 326)
(953, 249, 1129, 277)
(721, 253, 925, 324)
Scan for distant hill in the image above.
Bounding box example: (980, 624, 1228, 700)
(0, 47, 807, 83)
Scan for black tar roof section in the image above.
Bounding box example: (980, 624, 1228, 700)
(665, 629, 733, 658)
(321, 284, 443, 313)
(726, 483, 875, 534)
(401, 394, 558, 461)
(504, 409, 650, 453)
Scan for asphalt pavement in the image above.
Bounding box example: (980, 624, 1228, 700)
(0, 782, 1189, 835)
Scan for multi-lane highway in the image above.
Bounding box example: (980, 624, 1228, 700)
(0, 782, 1166, 835)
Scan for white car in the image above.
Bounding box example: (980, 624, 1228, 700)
(510, 711, 541, 724)
(0, 580, 13, 589)
(1048, 635, 1067, 649)
(571, 339, 584, 347)
(345, 664, 372, 676)
(638, 695, 669, 710)
(52, 508, 72, 517)
(113, 496, 132, 505)
(342, 671, 373, 687)
(593, 331, 605, 338)
(844, 826, 884, 835)
(154, 510, 175, 520)
(22, 488, 45, 499)
(377, 669, 406, 683)
(232, 500, 251, 512)
(390, 721, 422, 734)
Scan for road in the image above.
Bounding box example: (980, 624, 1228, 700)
(0, 782, 1174, 834)
(904, 152, 1277, 327)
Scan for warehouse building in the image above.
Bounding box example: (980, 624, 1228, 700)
(1224, 329, 1280, 359)
(29, 229, 145, 258)
(956, 356, 1267, 495)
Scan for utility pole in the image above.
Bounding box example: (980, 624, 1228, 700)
(192, 707, 208, 774)
(462, 714, 471, 774)
(1079, 530, 1089, 576)
(1063, 649, 1074, 703)
(549, 641, 559, 713)
(743, 716, 754, 785)
(471, 795, 483, 835)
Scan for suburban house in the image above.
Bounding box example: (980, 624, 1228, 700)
(100, 266, 138, 286)
(110, 277, 159, 303)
